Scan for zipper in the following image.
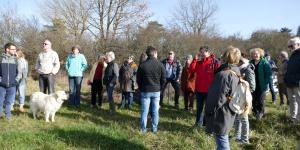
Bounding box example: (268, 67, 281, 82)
(7, 56, 10, 87)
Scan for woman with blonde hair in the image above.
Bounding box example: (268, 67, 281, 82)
(205, 46, 241, 150)
(249, 48, 271, 120)
(12, 49, 28, 112)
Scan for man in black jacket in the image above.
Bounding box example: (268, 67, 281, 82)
(285, 37, 300, 123)
(160, 51, 182, 109)
(137, 46, 166, 133)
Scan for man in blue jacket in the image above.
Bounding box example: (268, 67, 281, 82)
(0, 43, 22, 120)
(285, 37, 300, 124)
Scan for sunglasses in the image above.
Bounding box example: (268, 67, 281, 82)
(43, 43, 48, 46)
(288, 45, 293, 49)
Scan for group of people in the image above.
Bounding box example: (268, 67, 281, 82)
(1, 36, 300, 150)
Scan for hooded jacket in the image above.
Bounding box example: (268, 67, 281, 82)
(0, 53, 22, 87)
(190, 54, 220, 93)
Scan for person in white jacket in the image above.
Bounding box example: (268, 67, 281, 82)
(35, 39, 60, 94)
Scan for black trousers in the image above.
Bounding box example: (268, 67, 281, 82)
(39, 74, 55, 94)
(160, 79, 180, 106)
(252, 90, 266, 116)
(91, 79, 103, 107)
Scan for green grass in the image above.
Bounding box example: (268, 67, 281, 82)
(0, 78, 299, 150)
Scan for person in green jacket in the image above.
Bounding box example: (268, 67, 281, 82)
(250, 48, 272, 120)
(65, 45, 88, 108)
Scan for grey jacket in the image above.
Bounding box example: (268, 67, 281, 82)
(205, 63, 240, 135)
(240, 62, 256, 93)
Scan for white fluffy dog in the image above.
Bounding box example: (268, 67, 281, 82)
(30, 91, 68, 122)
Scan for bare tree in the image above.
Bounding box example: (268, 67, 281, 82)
(88, 0, 149, 49)
(0, 9, 22, 44)
(171, 0, 217, 35)
(42, 0, 93, 42)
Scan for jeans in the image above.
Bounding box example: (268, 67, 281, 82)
(160, 79, 180, 106)
(195, 92, 207, 125)
(234, 115, 249, 143)
(287, 87, 300, 120)
(216, 134, 230, 150)
(68, 76, 83, 107)
(140, 92, 160, 133)
(13, 79, 26, 106)
(268, 77, 276, 102)
(39, 74, 55, 94)
(0, 86, 16, 119)
(91, 79, 103, 107)
(121, 92, 133, 108)
(106, 84, 116, 111)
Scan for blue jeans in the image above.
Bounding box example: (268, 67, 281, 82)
(0, 86, 16, 119)
(14, 79, 26, 106)
(121, 92, 133, 108)
(140, 92, 160, 133)
(68, 76, 83, 106)
(216, 134, 230, 150)
(269, 77, 276, 102)
(195, 92, 207, 125)
(106, 84, 116, 111)
(234, 115, 249, 143)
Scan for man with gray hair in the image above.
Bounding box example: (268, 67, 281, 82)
(35, 39, 60, 94)
(284, 37, 300, 124)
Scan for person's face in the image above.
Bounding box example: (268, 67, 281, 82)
(168, 52, 174, 60)
(199, 49, 210, 58)
(186, 58, 192, 64)
(43, 41, 51, 50)
(106, 55, 112, 62)
(127, 57, 133, 63)
(251, 50, 261, 61)
(73, 48, 79, 55)
(6, 46, 16, 56)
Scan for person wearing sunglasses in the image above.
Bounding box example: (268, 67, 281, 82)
(35, 39, 60, 94)
(285, 37, 300, 124)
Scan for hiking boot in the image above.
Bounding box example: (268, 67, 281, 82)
(19, 106, 25, 113)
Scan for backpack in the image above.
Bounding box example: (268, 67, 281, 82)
(227, 70, 252, 115)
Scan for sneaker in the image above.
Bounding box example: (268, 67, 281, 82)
(289, 118, 297, 124)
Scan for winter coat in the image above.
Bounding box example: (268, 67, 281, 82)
(18, 57, 28, 80)
(180, 62, 196, 93)
(35, 49, 60, 75)
(88, 61, 107, 83)
(190, 54, 220, 93)
(103, 61, 119, 86)
(119, 62, 138, 92)
(161, 58, 182, 81)
(284, 49, 300, 87)
(137, 57, 166, 92)
(239, 62, 256, 93)
(65, 53, 88, 77)
(0, 53, 22, 87)
(250, 58, 272, 92)
(205, 63, 240, 135)
(277, 59, 288, 84)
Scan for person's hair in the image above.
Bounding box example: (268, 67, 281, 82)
(288, 37, 300, 46)
(280, 51, 288, 59)
(223, 46, 241, 64)
(146, 46, 157, 57)
(71, 45, 81, 52)
(249, 48, 265, 58)
(106, 51, 115, 60)
(199, 45, 210, 52)
(16, 49, 25, 58)
(4, 43, 16, 51)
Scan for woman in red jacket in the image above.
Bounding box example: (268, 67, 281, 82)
(181, 55, 196, 111)
(190, 46, 220, 127)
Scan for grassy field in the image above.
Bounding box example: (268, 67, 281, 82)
(0, 77, 299, 150)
